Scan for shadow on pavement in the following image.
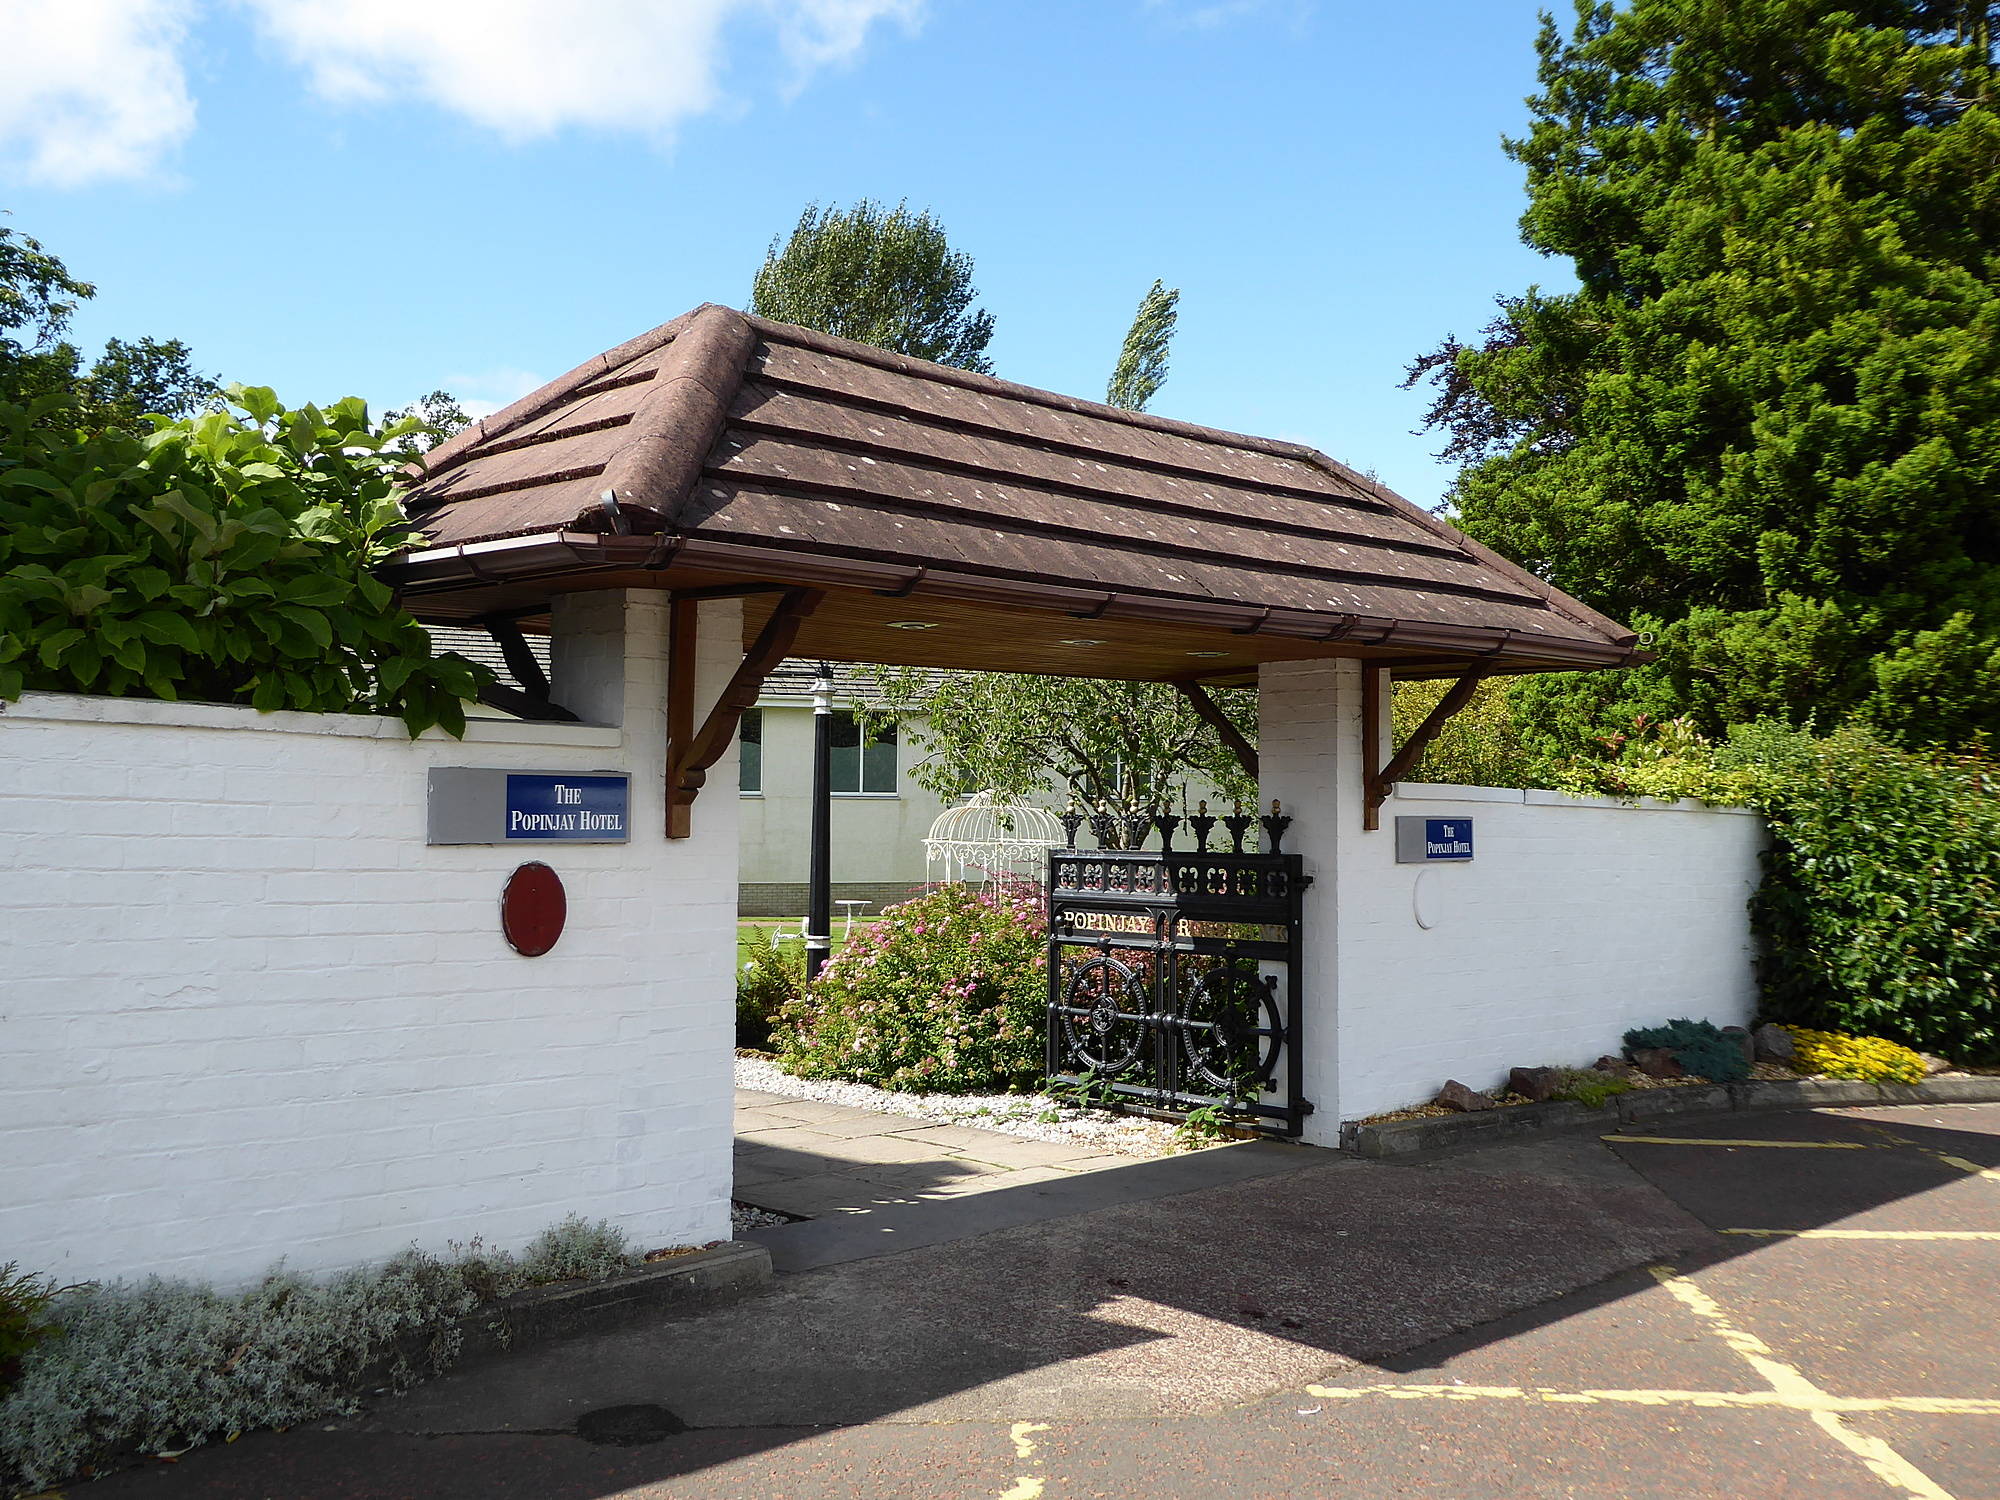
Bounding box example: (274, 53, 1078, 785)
(79, 1103, 2000, 1499)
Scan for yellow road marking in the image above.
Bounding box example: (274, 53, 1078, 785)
(997, 1421, 1053, 1499)
(1849, 1122, 2000, 1180)
(1010, 1423, 1050, 1460)
(1650, 1266, 1956, 1500)
(1723, 1229, 2000, 1241)
(1808, 1412, 1955, 1500)
(1935, 1154, 2000, 1181)
(1301, 1383, 2000, 1415)
(1607, 1135, 1877, 1149)
(1298, 1263, 1990, 1497)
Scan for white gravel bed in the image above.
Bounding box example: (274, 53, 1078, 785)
(734, 1053, 1191, 1158)
(730, 1201, 791, 1233)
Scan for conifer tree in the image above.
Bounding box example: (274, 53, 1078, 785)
(1410, 0, 2000, 748)
(1106, 280, 1179, 412)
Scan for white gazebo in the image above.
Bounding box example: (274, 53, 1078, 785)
(923, 792, 1068, 889)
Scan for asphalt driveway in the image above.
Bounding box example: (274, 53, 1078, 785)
(82, 1103, 2000, 1500)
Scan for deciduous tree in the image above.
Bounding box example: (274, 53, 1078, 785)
(1, 217, 217, 425)
(866, 668, 1257, 844)
(749, 199, 996, 372)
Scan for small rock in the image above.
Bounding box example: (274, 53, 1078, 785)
(1753, 1024, 1796, 1063)
(1594, 1055, 1636, 1078)
(1919, 1052, 1954, 1077)
(1632, 1048, 1685, 1079)
(1436, 1080, 1496, 1112)
(1508, 1066, 1564, 1103)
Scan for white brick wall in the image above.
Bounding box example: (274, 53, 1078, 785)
(1260, 659, 1765, 1142)
(0, 592, 743, 1288)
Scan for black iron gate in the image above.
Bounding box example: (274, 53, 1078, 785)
(1045, 806, 1311, 1136)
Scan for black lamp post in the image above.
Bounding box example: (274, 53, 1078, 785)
(804, 662, 834, 979)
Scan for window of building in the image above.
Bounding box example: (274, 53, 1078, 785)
(830, 711, 897, 794)
(739, 708, 762, 794)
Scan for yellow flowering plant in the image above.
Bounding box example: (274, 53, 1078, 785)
(1781, 1026, 1926, 1085)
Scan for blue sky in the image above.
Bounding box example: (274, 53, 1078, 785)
(2, 0, 1572, 508)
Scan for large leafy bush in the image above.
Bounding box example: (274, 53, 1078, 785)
(772, 884, 1047, 1092)
(0, 389, 488, 736)
(738, 941, 803, 1051)
(1744, 726, 2000, 1062)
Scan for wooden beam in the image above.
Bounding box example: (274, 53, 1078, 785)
(477, 612, 554, 702)
(664, 587, 823, 838)
(1360, 664, 1387, 831)
(1172, 678, 1258, 779)
(1363, 664, 1490, 831)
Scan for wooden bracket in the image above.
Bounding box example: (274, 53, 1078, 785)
(1172, 678, 1258, 779)
(1362, 663, 1491, 831)
(664, 587, 823, 839)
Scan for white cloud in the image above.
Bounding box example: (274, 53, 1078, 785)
(240, 0, 923, 144)
(0, 0, 920, 189)
(0, 0, 197, 186)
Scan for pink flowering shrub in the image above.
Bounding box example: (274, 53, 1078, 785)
(771, 884, 1048, 1092)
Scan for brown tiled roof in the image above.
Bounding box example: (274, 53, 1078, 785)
(396, 305, 1636, 677)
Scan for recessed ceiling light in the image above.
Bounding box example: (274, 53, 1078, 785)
(886, 620, 938, 630)
(1059, 638, 1107, 647)
(1187, 650, 1230, 658)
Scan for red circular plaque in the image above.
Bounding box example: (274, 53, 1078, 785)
(501, 863, 566, 956)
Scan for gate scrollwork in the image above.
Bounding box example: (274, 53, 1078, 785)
(1044, 818, 1310, 1136)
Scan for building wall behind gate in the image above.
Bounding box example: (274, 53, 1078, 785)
(1260, 659, 1765, 1142)
(0, 592, 741, 1289)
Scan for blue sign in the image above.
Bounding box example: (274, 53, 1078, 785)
(1395, 815, 1474, 863)
(504, 774, 629, 841)
(1423, 818, 1473, 860)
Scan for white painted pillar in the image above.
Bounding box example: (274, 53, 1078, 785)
(1257, 657, 1362, 1145)
(548, 589, 745, 1241)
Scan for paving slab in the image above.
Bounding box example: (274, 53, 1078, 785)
(730, 1125, 842, 1150)
(794, 1132, 958, 1165)
(728, 1106, 808, 1132)
(729, 1085, 1180, 1238)
(942, 1135, 1106, 1168)
(887, 1121, 1048, 1152)
(742, 1098, 890, 1125)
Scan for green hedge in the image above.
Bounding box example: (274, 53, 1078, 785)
(1741, 726, 2000, 1063)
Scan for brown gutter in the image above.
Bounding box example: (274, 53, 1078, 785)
(380, 532, 1641, 669)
